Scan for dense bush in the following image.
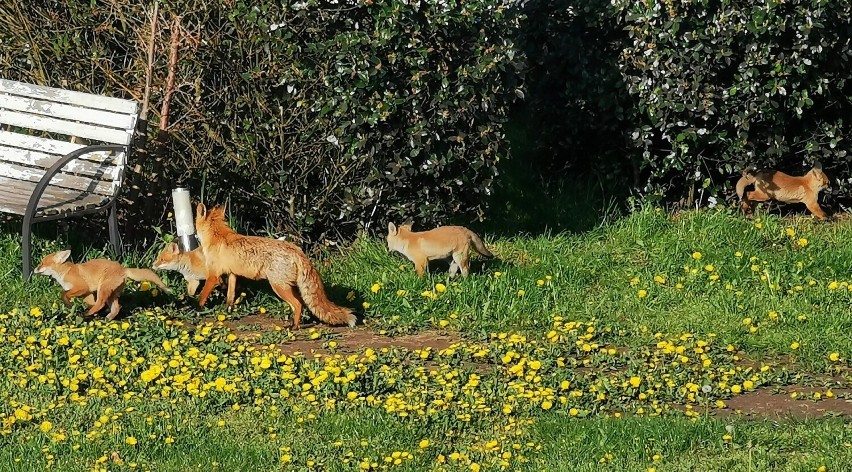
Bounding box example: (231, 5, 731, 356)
(0, 0, 522, 244)
(616, 0, 852, 205)
(514, 0, 639, 188)
(520, 0, 852, 208)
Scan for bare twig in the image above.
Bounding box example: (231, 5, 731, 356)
(141, 1, 159, 121)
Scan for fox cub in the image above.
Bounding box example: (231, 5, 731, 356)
(386, 222, 493, 277)
(35, 250, 170, 320)
(194, 203, 356, 329)
(152, 242, 218, 296)
(736, 162, 831, 219)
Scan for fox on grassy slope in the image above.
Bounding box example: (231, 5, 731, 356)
(34, 250, 170, 320)
(736, 162, 832, 219)
(386, 222, 493, 277)
(193, 203, 356, 329)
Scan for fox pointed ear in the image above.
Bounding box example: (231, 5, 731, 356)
(387, 222, 397, 235)
(813, 161, 823, 170)
(56, 249, 72, 263)
(211, 206, 227, 220)
(167, 242, 180, 254)
(196, 203, 207, 218)
(401, 218, 414, 228)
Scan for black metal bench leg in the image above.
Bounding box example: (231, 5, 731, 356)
(22, 220, 33, 281)
(108, 203, 123, 258)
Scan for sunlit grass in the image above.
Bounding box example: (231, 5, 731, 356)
(0, 206, 850, 471)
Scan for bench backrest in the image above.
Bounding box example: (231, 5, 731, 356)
(0, 79, 140, 198)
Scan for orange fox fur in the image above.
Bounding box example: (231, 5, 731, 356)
(386, 222, 493, 277)
(152, 242, 219, 296)
(34, 250, 170, 320)
(736, 162, 831, 219)
(194, 203, 356, 329)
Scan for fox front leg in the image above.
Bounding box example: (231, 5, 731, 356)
(197, 275, 221, 307)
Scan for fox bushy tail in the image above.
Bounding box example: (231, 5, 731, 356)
(467, 231, 494, 258)
(125, 268, 172, 294)
(296, 260, 356, 327)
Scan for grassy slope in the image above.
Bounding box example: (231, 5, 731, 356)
(1, 207, 852, 471)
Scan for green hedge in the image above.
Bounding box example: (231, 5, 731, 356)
(520, 0, 852, 207)
(0, 0, 522, 243)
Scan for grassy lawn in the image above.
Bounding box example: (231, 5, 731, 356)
(0, 207, 851, 471)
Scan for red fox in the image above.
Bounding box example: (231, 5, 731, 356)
(194, 203, 356, 329)
(34, 250, 170, 320)
(386, 222, 493, 277)
(152, 242, 218, 296)
(736, 162, 831, 219)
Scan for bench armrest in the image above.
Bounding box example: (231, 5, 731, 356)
(23, 144, 127, 223)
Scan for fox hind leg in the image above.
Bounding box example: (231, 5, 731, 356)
(452, 251, 470, 278)
(270, 283, 304, 330)
(105, 289, 123, 321)
(449, 259, 459, 278)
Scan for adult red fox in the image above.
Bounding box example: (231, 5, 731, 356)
(194, 204, 355, 329)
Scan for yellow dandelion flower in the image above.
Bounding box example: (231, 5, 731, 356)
(797, 238, 808, 247)
(362, 302, 371, 310)
(704, 264, 714, 272)
(419, 439, 430, 449)
(370, 283, 381, 293)
(39, 421, 52, 433)
(537, 279, 545, 286)
(637, 289, 648, 299)
(125, 436, 138, 446)
(517, 289, 525, 297)
(435, 283, 447, 293)
(629, 376, 641, 388)
(829, 352, 840, 362)
(790, 342, 800, 350)
(692, 252, 702, 260)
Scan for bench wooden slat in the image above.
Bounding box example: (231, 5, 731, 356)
(0, 79, 138, 115)
(0, 177, 109, 216)
(0, 110, 132, 145)
(0, 130, 87, 156)
(0, 94, 136, 130)
(0, 145, 118, 177)
(0, 161, 117, 196)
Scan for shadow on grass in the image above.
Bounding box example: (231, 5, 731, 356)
(472, 108, 626, 239)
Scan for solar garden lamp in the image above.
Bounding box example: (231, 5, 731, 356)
(171, 187, 199, 252)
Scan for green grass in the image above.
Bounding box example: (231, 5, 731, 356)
(0, 206, 851, 471)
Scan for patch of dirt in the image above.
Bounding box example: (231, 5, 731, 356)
(209, 314, 462, 356)
(719, 388, 852, 419)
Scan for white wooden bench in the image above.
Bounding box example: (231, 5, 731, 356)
(0, 79, 140, 279)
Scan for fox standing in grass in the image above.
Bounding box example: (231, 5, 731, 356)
(194, 203, 355, 329)
(34, 250, 170, 320)
(736, 162, 831, 219)
(386, 222, 493, 277)
(152, 242, 217, 296)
